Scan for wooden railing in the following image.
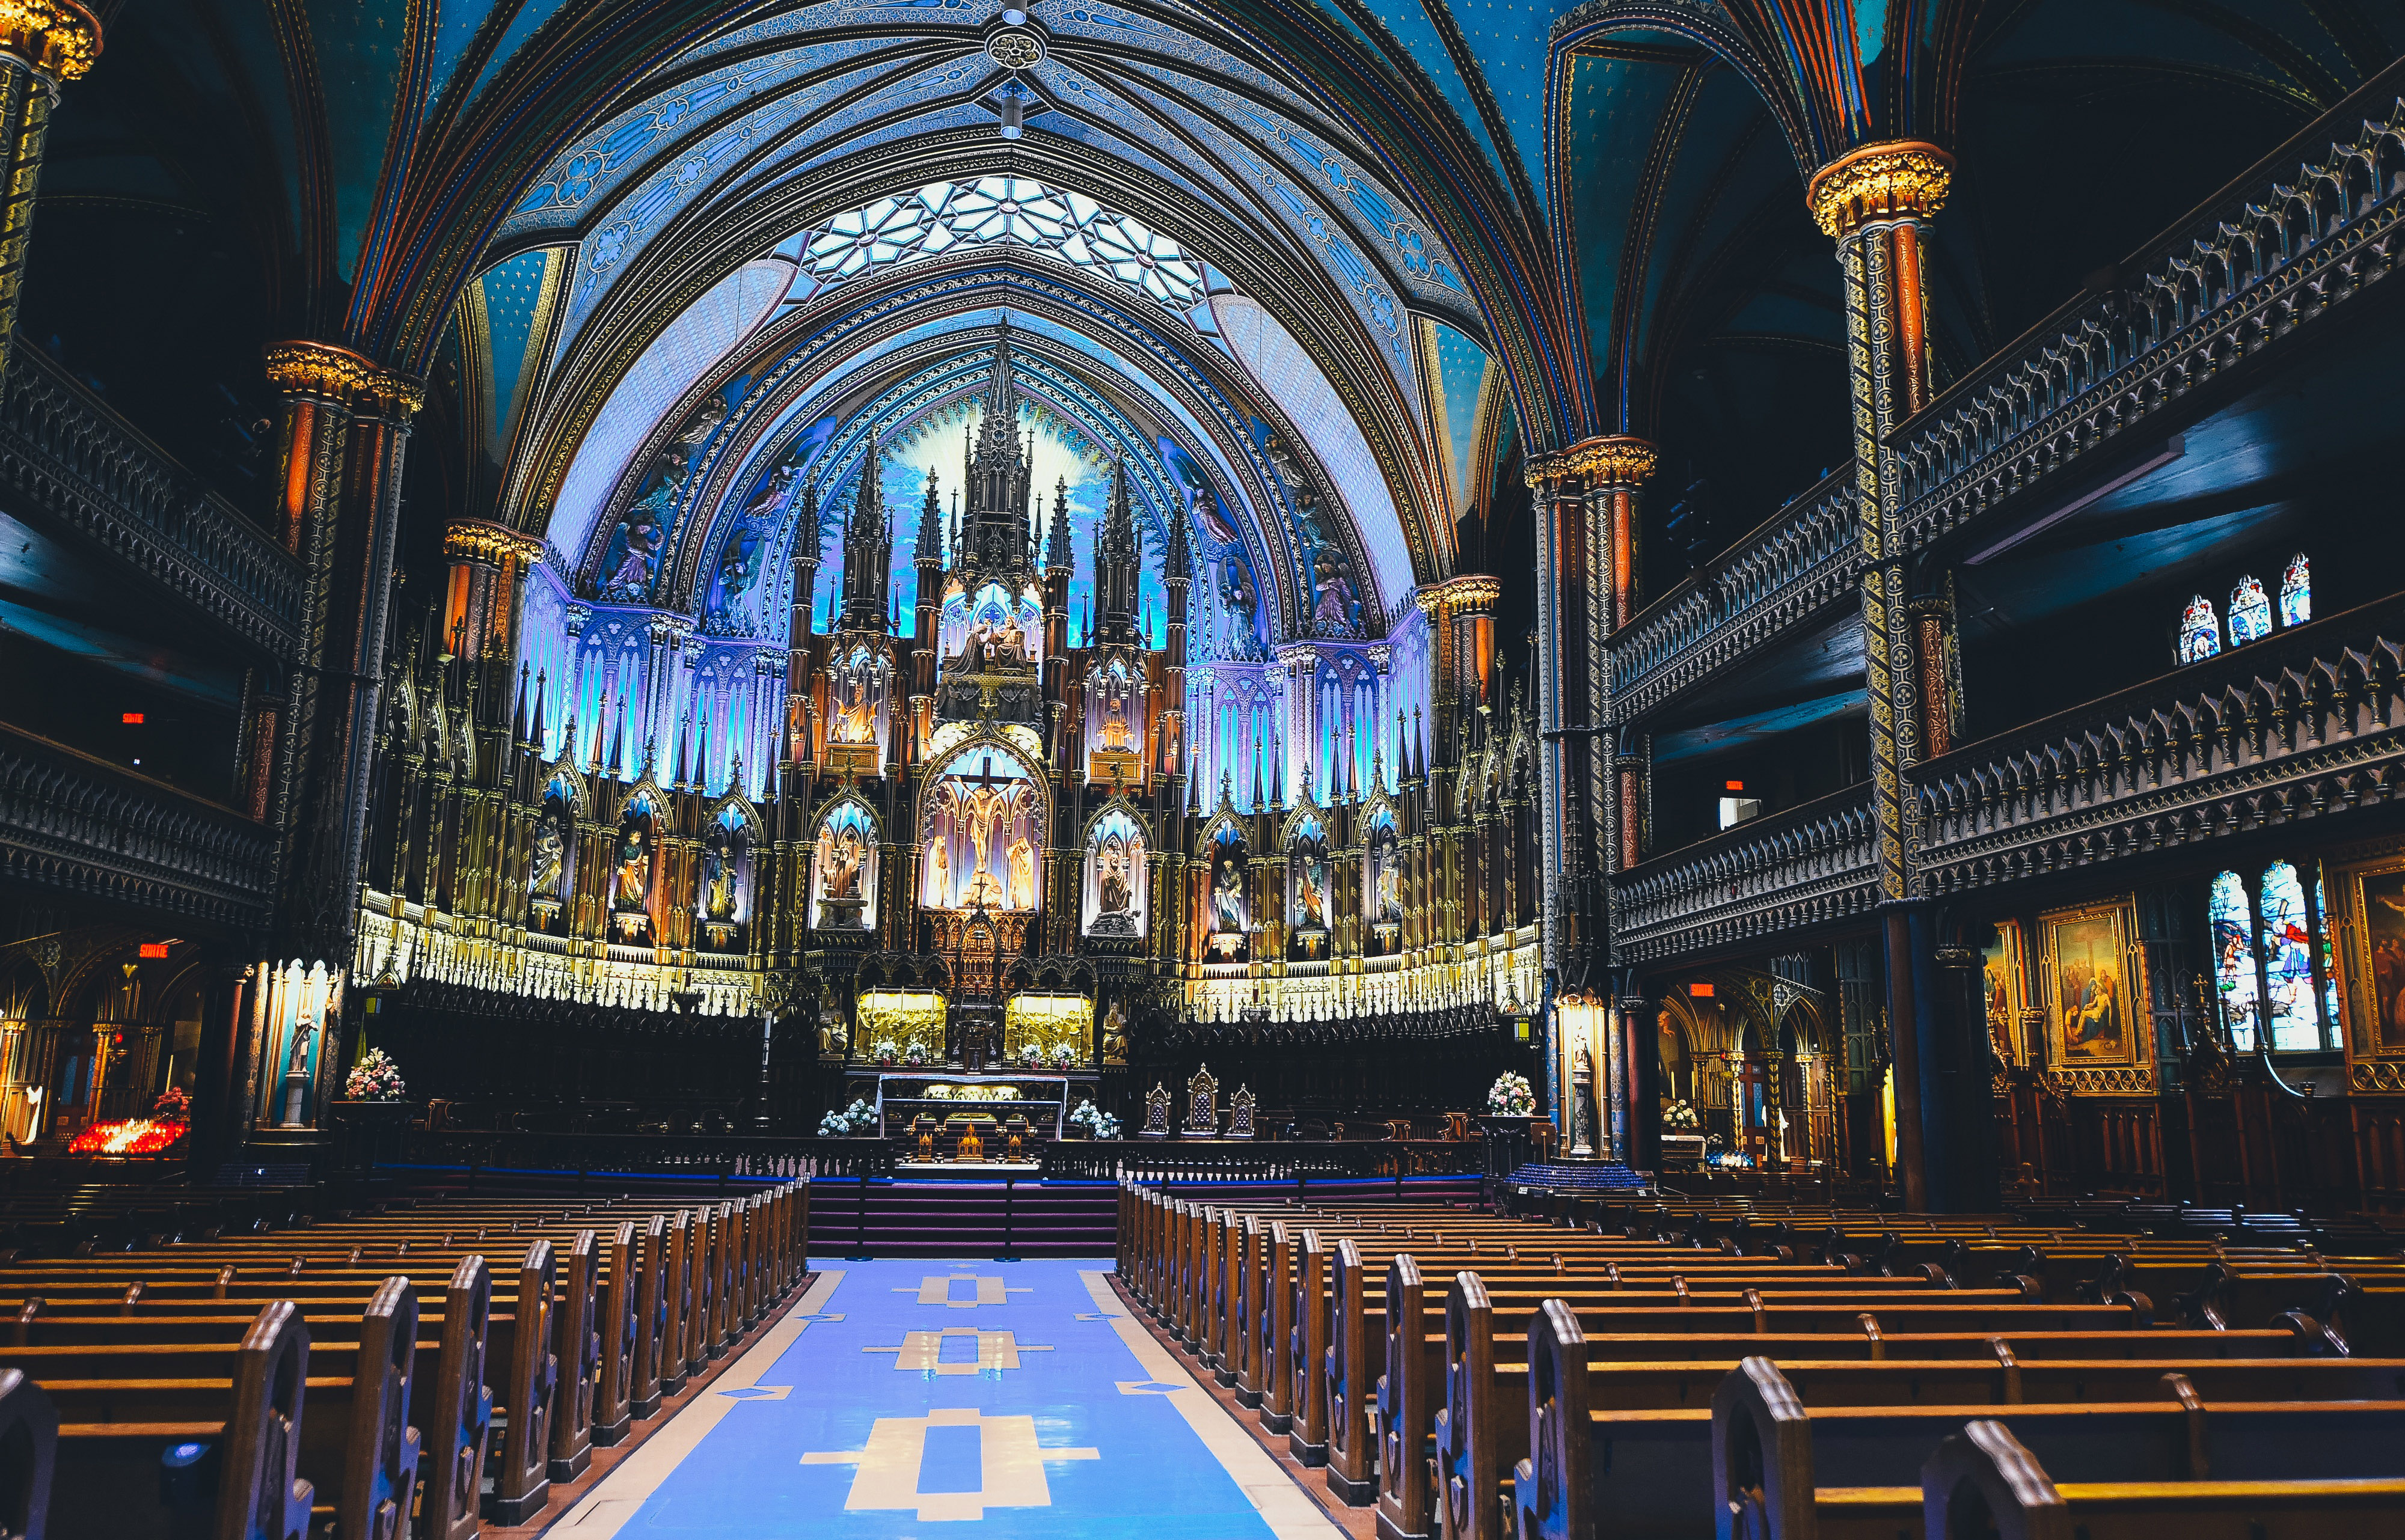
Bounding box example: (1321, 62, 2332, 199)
(1603, 68, 2405, 725)
(1892, 66, 2405, 557)
(399, 1127, 899, 1180)
(1037, 1138, 1483, 1182)
(1611, 787, 1880, 965)
(1607, 468, 1860, 722)
(0, 720, 274, 927)
(0, 341, 301, 656)
(1911, 593, 2405, 894)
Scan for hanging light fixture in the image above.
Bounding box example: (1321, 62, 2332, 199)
(997, 83, 1026, 141)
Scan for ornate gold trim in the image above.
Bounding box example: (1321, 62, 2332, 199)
(1807, 141, 1952, 239)
(444, 519, 545, 567)
(0, 0, 99, 82)
(2047, 1065, 2156, 1096)
(1414, 574, 1501, 616)
(1523, 434, 1656, 489)
(262, 340, 426, 417)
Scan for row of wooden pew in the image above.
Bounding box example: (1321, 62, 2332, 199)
(0, 1176, 809, 1538)
(1116, 1181, 2405, 1539)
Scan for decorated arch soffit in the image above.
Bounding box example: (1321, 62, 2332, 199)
(507, 143, 1456, 624)
(708, 786, 765, 836)
(468, 4, 1537, 623)
(524, 242, 1429, 655)
(628, 286, 1340, 649)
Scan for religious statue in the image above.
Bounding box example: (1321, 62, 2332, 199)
(703, 841, 738, 920)
(1294, 857, 1328, 929)
(962, 783, 1006, 893)
(603, 475, 677, 598)
(1098, 844, 1132, 914)
(1374, 845, 1400, 920)
(1007, 836, 1035, 910)
(1100, 1000, 1129, 1064)
(528, 817, 565, 897)
(831, 663, 876, 744)
(1000, 617, 1028, 661)
(613, 825, 650, 909)
(817, 823, 864, 901)
(924, 835, 951, 908)
(1213, 854, 1245, 931)
(741, 463, 799, 520)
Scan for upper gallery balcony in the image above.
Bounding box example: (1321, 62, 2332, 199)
(1613, 786, 1879, 966)
(1609, 468, 1860, 724)
(1890, 66, 2405, 564)
(0, 720, 275, 930)
(1913, 591, 2405, 897)
(1607, 64, 2405, 730)
(0, 338, 303, 661)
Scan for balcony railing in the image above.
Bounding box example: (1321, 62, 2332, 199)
(1611, 787, 1879, 965)
(1890, 69, 2405, 557)
(0, 341, 302, 658)
(0, 721, 275, 929)
(1608, 468, 1861, 722)
(1911, 594, 2405, 894)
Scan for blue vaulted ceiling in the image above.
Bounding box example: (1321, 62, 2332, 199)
(30, 0, 2404, 637)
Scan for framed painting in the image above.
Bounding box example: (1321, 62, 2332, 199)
(2336, 852, 2405, 1054)
(2040, 899, 2145, 1069)
(1982, 921, 2026, 1067)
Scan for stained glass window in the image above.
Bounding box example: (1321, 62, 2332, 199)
(2210, 870, 2263, 1050)
(2178, 596, 2221, 664)
(2280, 553, 2311, 627)
(2259, 861, 2322, 1050)
(2317, 871, 2344, 1043)
(795, 177, 1209, 313)
(2229, 576, 2272, 646)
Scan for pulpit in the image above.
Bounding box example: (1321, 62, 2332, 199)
(1184, 1065, 1220, 1137)
(1139, 1083, 1171, 1138)
(1225, 1085, 1256, 1140)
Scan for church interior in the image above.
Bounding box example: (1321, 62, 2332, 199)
(7, 0, 2405, 1533)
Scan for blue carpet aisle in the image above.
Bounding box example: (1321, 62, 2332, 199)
(550, 1257, 1342, 1538)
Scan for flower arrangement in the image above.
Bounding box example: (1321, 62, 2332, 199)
(152, 1085, 191, 1119)
(1019, 1041, 1043, 1066)
(344, 1047, 406, 1103)
(70, 1116, 188, 1155)
(1068, 1099, 1120, 1140)
(817, 1098, 881, 1137)
(1485, 1071, 1534, 1117)
(1662, 1098, 1700, 1131)
(872, 1037, 899, 1067)
(1708, 1149, 1756, 1170)
(902, 1038, 930, 1069)
(1050, 1040, 1079, 1069)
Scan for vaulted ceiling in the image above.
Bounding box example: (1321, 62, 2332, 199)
(24, 0, 2402, 632)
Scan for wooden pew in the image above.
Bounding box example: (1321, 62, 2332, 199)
(38, 1299, 318, 1540)
(1516, 1340, 2405, 1540)
(1921, 1416, 2405, 1540)
(1433, 1269, 2333, 1540)
(1356, 1251, 2110, 1532)
(0, 1367, 55, 1540)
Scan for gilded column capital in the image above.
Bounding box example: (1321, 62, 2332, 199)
(263, 340, 426, 418)
(1523, 434, 1656, 489)
(0, 0, 99, 82)
(1414, 574, 1501, 616)
(443, 519, 544, 567)
(1807, 140, 1952, 239)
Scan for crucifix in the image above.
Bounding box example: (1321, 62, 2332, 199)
(957, 754, 1015, 903)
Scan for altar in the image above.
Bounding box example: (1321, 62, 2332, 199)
(868, 1071, 1075, 1137)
